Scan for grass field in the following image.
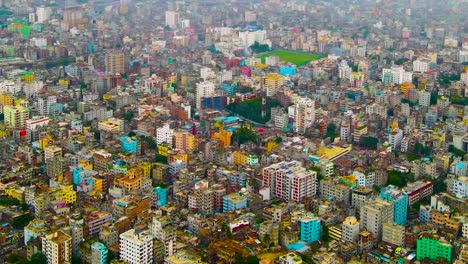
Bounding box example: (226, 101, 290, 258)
(258, 50, 324, 66)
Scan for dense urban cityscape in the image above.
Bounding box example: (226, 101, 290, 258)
(0, 0, 467, 263)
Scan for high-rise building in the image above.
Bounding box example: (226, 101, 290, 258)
(4, 105, 29, 130)
(24, 219, 49, 245)
(196, 80, 215, 109)
(105, 51, 125, 75)
(342, 216, 360, 243)
(91, 242, 108, 264)
(413, 59, 430, 73)
(379, 185, 408, 226)
(152, 214, 176, 257)
(264, 73, 284, 96)
(173, 130, 195, 151)
(42, 230, 72, 264)
(360, 198, 394, 241)
(382, 222, 405, 246)
(299, 213, 321, 243)
(382, 66, 412, 85)
(294, 97, 315, 134)
(416, 234, 452, 263)
(36, 6, 52, 23)
(223, 193, 248, 212)
(120, 228, 154, 264)
(69, 213, 84, 254)
(156, 124, 174, 145)
(262, 161, 317, 202)
(418, 90, 431, 107)
(165, 11, 179, 28)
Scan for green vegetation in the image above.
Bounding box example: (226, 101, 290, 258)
(123, 111, 135, 121)
(225, 97, 280, 124)
(13, 213, 34, 229)
(309, 167, 324, 180)
(321, 225, 330, 242)
(0, 197, 21, 206)
(141, 136, 157, 150)
(258, 50, 324, 66)
(324, 123, 337, 139)
(401, 98, 416, 107)
(359, 136, 378, 149)
(449, 95, 468, 106)
(394, 58, 409, 65)
(413, 142, 430, 156)
(155, 154, 168, 164)
(430, 91, 438, 105)
(250, 41, 270, 53)
(0, 113, 4, 120)
(239, 86, 254, 94)
(128, 131, 136, 137)
(232, 126, 258, 145)
(439, 74, 460, 86)
(386, 170, 407, 187)
(448, 145, 465, 159)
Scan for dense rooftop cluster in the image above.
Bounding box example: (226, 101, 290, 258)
(0, 0, 467, 264)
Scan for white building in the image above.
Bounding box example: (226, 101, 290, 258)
(418, 90, 431, 107)
(165, 11, 179, 28)
(338, 61, 352, 80)
(382, 222, 405, 246)
(452, 176, 467, 199)
(353, 171, 375, 187)
(239, 29, 271, 48)
(42, 231, 72, 264)
(36, 6, 52, 23)
(342, 216, 360, 242)
(360, 198, 394, 241)
(382, 66, 412, 85)
(389, 128, 403, 150)
(152, 214, 177, 257)
(294, 97, 315, 134)
(195, 80, 215, 109)
(120, 229, 153, 264)
(413, 59, 430, 73)
(156, 124, 174, 145)
(340, 122, 351, 142)
(462, 222, 468, 239)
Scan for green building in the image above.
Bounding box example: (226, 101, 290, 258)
(416, 236, 452, 263)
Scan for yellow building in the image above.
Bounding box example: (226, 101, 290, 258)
(158, 143, 171, 157)
(316, 144, 352, 161)
(168, 150, 189, 163)
(42, 230, 72, 264)
(78, 160, 93, 170)
(4, 105, 29, 129)
(138, 162, 151, 179)
(211, 128, 232, 147)
(5, 186, 24, 202)
(432, 210, 461, 230)
(173, 131, 195, 151)
(400, 82, 415, 98)
(233, 151, 248, 166)
(167, 73, 177, 85)
(57, 185, 77, 204)
(266, 140, 278, 153)
(265, 73, 284, 96)
(20, 72, 34, 83)
(93, 177, 103, 192)
(0, 93, 14, 111)
(117, 174, 142, 191)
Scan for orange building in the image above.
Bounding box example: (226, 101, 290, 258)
(400, 82, 415, 98)
(211, 128, 232, 146)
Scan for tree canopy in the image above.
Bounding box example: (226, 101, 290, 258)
(232, 126, 258, 145)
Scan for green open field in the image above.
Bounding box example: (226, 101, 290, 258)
(258, 50, 325, 66)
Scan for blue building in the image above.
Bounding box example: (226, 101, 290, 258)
(72, 167, 84, 185)
(91, 242, 108, 264)
(299, 213, 321, 243)
(155, 187, 167, 207)
(220, 82, 238, 96)
(120, 136, 138, 153)
(201, 96, 227, 110)
(49, 103, 63, 119)
(222, 193, 247, 212)
(379, 185, 408, 226)
(279, 65, 297, 76)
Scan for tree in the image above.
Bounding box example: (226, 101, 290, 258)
(94, 131, 101, 142)
(245, 256, 260, 264)
(430, 91, 438, 105)
(29, 253, 47, 264)
(226, 97, 281, 124)
(359, 136, 378, 149)
(262, 234, 271, 248)
(0, 113, 4, 121)
(6, 254, 28, 264)
(71, 254, 81, 264)
(13, 213, 34, 229)
(324, 123, 337, 139)
(123, 111, 135, 121)
(386, 170, 407, 187)
(232, 126, 258, 145)
(250, 41, 270, 53)
(127, 131, 136, 137)
(387, 108, 394, 116)
(321, 225, 330, 242)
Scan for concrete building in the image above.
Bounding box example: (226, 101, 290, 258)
(379, 185, 408, 226)
(4, 105, 29, 129)
(156, 124, 174, 145)
(382, 222, 405, 246)
(264, 73, 284, 97)
(342, 216, 360, 243)
(320, 179, 351, 205)
(293, 97, 315, 134)
(105, 51, 125, 75)
(42, 230, 72, 264)
(262, 161, 317, 202)
(299, 213, 321, 243)
(382, 66, 412, 85)
(152, 214, 176, 257)
(418, 90, 431, 107)
(360, 198, 394, 241)
(91, 242, 108, 264)
(165, 11, 179, 28)
(196, 80, 215, 109)
(120, 228, 153, 264)
(222, 193, 247, 212)
(416, 234, 452, 263)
